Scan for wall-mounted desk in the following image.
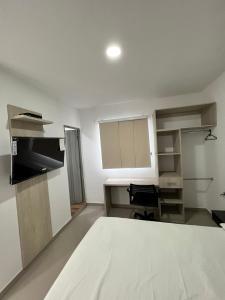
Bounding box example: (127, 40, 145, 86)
(104, 178, 159, 216)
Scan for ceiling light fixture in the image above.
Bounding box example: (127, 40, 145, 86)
(105, 44, 122, 60)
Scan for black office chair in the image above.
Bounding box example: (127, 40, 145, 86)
(127, 184, 159, 221)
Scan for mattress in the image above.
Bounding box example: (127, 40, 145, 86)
(45, 217, 225, 300)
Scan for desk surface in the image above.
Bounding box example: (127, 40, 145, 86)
(104, 178, 159, 186)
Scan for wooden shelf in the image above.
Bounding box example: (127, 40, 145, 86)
(160, 188, 183, 204)
(11, 115, 53, 125)
(159, 171, 180, 178)
(157, 128, 180, 133)
(157, 129, 181, 155)
(160, 199, 183, 204)
(157, 152, 181, 156)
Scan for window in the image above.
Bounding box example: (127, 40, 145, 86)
(99, 118, 151, 169)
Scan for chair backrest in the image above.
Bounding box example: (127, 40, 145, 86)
(128, 184, 158, 207)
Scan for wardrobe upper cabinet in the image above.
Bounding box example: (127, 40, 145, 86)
(99, 118, 151, 169)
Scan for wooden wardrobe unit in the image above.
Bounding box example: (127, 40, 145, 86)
(154, 102, 217, 223)
(7, 105, 53, 267)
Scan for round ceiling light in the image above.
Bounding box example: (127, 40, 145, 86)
(105, 44, 122, 60)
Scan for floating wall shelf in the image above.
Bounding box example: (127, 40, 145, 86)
(11, 115, 53, 125)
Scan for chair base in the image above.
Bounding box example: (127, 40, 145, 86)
(134, 211, 155, 221)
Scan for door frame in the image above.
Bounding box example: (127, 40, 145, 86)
(64, 125, 86, 205)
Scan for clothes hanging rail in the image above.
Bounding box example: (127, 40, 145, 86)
(182, 128, 217, 141)
(182, 128, 211, 133)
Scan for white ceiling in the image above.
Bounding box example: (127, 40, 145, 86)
(0, 0, 225, 108)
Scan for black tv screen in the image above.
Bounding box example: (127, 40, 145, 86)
(10, 137, 65, 185)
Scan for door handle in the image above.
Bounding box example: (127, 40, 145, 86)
(220, 192, 225, 196)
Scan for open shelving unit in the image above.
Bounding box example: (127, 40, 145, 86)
(157, 128, 184, 222)
(157, 128, 181, 155)
(160, 188, 183, 203)
(156, 103, 216, 131)
(160, 188, 184, 222)
(155, 102, 216, 223)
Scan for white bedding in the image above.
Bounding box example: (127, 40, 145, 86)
(45, 217, 225, 300)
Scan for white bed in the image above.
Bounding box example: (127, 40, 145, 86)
(45, 217, 225, 300)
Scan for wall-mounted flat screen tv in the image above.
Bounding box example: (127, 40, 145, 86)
(10, 137, 65, 185)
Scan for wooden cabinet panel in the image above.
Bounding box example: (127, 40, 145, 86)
(16, 174, 52, 267)
(119, 121, 135, 168)
(134, 119, 151, 167)
(7, 104, 53, 269)
(201, 103, 217, 126)
(159, 176, 183, 188)
(99, 122, 121, 169)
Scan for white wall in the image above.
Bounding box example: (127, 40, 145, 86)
(202, 71, 225, 210)
(0, 68, 80, 292)
(79, 92, 210, 205)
